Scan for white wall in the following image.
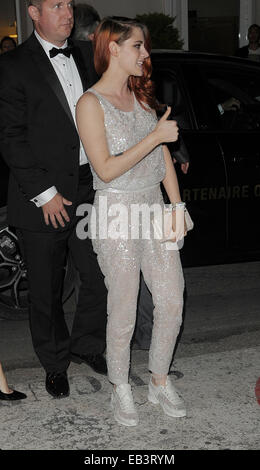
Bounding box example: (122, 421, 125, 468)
(74, 0, 163, 18)
(239, 0, 259, 46)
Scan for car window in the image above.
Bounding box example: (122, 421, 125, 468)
(181, 63, 221, 130)
(152, 66, 192, 129)
(201, 65, 260, 131)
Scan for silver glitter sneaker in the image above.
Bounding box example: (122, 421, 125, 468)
(148, 376, 186, 417)
(111, 384, 139, 426)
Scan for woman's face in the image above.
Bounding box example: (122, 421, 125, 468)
(117, 27, 149, 77)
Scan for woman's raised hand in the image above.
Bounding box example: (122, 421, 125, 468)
(154, 106, 179, 144)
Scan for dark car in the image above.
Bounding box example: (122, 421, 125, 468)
(151, 50, 260, 266)
(1, 50, 260, 319)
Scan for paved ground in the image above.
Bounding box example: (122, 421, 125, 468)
(0, 262, 260, 451)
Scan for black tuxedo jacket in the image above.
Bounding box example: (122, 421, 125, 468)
(0, 33, 98, 232)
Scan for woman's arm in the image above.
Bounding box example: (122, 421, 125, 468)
(162, 145, 182, 204)
(162, 145, 187, 237)
(76, 92, 179, 183)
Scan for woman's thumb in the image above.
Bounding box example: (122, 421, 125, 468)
(159, 106, 171, 122)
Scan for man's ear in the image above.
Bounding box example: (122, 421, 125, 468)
(28, 5, 41, 22)
(109, 41, 119, 57)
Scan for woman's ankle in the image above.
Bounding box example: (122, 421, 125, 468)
(0, 369, 12, 394)
(151, 374, 167, 387)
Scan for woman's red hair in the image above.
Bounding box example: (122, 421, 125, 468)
(93, 17, 159, 111)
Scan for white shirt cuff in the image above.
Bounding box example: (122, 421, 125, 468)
(30, 186, 58, 207)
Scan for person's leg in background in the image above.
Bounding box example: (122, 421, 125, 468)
(0, 362, 27, 400)
(69, 165, 107, 375)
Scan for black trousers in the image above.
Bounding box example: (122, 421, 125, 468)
(17, 166, 107, 373)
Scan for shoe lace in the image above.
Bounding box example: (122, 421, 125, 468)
(163, 382, 181, 403)
(118, 388, 136, 413)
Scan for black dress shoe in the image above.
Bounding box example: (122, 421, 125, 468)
(45, 371, 70, 398)
(0, 389, 27, 401)
(71, 352, 107, 375)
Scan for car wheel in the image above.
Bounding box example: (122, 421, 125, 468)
(0, 226, 76, 321)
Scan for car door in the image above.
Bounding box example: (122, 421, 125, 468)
(0, 156, 9, 208)
(0, 156, 9, 225)
(198, 61, 260, 260)
(152, 55, 228, 266)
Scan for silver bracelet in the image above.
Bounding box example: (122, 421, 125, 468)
(165, 202, 186, 211)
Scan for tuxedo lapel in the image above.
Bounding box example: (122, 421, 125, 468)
(25, 34, 75, 127)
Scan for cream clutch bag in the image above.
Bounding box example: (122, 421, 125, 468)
(152, 203, 194, 250)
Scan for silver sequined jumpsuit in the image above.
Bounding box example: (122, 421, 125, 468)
(87, 88, 184, 385)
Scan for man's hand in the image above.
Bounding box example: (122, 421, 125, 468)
(181, 162, 189, 174)
(173, 158, 190, 174)
(42, 193, 72, 228)
(221, 97, 240, 112)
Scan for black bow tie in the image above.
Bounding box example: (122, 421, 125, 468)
(49, 46, 73, 58)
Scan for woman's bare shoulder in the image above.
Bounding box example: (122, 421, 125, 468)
(77, 89, 102, 112)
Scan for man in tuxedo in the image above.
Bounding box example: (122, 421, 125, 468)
(0, 0, 107, 398)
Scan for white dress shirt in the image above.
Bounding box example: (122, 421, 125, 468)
(248, 47, 260, 62)
(31, 31, 88, 208)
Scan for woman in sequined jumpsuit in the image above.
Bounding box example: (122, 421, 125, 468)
(76, 18, 186, 426)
